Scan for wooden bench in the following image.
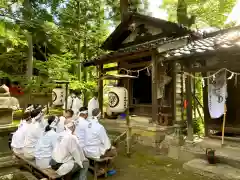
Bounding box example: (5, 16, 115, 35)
(88, 156, 117, 180)
(14, 153, 62, 180)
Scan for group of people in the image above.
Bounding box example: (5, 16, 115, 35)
(65, 90, 99, 119)
(11, 93, 116, 180)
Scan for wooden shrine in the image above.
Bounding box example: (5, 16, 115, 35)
(162, 25, 240, 141)
(83, 12, 198, 129)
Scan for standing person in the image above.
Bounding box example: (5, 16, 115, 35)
(11, 112, 32, 154)
(65, 90, 83, 116)
(50, 122, 89, 180)
(84, 108, 117, 159)
(35, 116, 59, 169)
(88, 92, 99, 118)
(74, 107, 89, 148)
(73, 91, 83, 116)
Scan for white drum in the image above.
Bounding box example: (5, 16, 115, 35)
(52, 88, 66, 106)
(108, 87, 128, 113)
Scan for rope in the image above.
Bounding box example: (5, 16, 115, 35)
(182, 68, 240, 79)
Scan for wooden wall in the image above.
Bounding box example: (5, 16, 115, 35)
(118, 57, 174, 125)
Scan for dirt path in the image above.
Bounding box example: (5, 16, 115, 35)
(89, 144, 211, 180)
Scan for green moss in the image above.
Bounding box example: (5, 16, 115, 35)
(12, 120, 20, 126)
(48, 108, 63, 116)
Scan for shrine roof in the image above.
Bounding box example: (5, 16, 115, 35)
(163, 25, 240, 61)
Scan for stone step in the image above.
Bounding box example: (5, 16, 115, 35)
(182, 144, 240, 169)
(183, 159, 240, 180)
(182, 137, 240, 168)
(199, 138, 240, 149)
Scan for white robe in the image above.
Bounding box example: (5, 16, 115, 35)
(35, 129, 59, 169)
(64, 95, 83, 115)
(88, 97, 99, 118)
(74, 117, 89, 148)
(52, 130, 86, 176)
(54, 116, 65, 133)
(23, 121, 45, 158)
(11, 120, 30, 154)
(83, 119, 111, 159)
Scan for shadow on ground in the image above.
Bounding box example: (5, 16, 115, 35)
(89, 144, 211, 180)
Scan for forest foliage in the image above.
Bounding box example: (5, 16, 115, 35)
(0, 0, 237, 96)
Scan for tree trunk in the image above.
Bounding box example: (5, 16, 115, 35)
(23, 0, 33, 79)
(83, 26, 87, 106)
(77, 0, 81, 81)
(120, 0, 129, 21)
(26, 34, 33, 79)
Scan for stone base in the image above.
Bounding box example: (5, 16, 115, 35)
(0, 108, 13, 125)
(184, 159, 240, 180)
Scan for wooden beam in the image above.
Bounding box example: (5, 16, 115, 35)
(98, 65, 104, 115)
(152, 53, 158, 123)
(121, 61, 151, 69)
(184, 63, 240, 73)
(103, 61, 152, 73)
(98, 51, 152, 65)
(185, 63, 194, 141)
(103, 66, 118, 72)
(202, 65, 209, 137)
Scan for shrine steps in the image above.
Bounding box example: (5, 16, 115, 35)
(181, 138, 240, 169)
(183, 159, 240, 180)
(182, 138, 240, 179)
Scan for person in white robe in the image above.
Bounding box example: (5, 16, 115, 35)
(11, 112, 32, 154)
(23, 109, 45, 160)
(35, 116, 59, 169)
(74, 107, 89, 148)
(83, 108, 117, 159)
(57, 109, 74, 133)
(64, 90, 83, 116)
(50, 122, 89, 180)
(88, 92, 99, 118)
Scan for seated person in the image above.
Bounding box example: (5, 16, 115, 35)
(35, 116, 59, 169)
(74, 107, 89, 148)
(11, 112, 32, 154)
(23, 108, 45, 160)
(57, 109, 74, 133)
(83, 108, 117, 159)
(50, 122, 89, 180)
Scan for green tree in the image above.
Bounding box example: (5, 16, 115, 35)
(162, 0, 237, 28)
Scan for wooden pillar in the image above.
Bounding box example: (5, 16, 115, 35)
(202, 73, 209, 136)
(126, 78, 132, 156)
(200, 59, 209, 137)
(98, 65, 103, 115)
(152, 53, 158, 123)
(171, 62, 177, 123)
(185, 64, 194, 141)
